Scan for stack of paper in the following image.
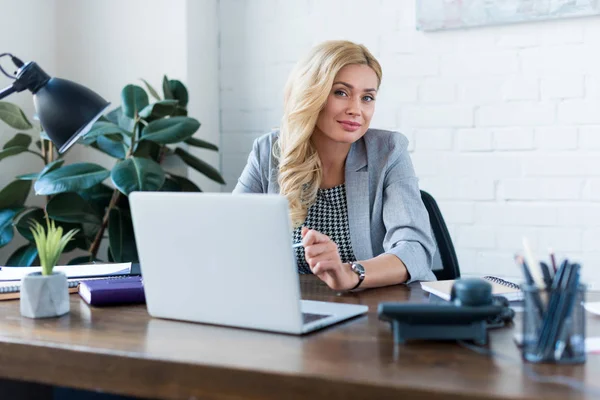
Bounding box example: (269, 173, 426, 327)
(0, 263, 132, 282)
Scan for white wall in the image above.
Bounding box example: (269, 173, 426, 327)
(0, 0, 57, 262)
(187, 0, 221, 192)
(55, 0, 188, 170)
(219, 0, 600, 285)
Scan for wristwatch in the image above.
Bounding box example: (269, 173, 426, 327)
(349, 262, 365, 290)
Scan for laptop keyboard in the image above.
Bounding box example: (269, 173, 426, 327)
(302, 312, 331, 324)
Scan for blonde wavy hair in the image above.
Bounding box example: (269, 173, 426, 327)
(275, 40, 382, 228)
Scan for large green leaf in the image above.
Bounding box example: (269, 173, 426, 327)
(17, 160, 65, 183)
(184, 137, 218, 151)
(166, 79, 189, 107)
(96, 134, 127, 159)
(139, 100, 179, 120)
(16, 172, 39, 181)
(0, 146, 28, 162)
(34, 163, 110, 195)
(46, 192, 101, 224)
(0, 209, 17, 247)
(3, 133, 32, 149)
(0, 102, 33, 130)
(121, 85, 149, 118)
(81, 222, 100, 240)
(174, 148, 225, 184)
(140, 117, 200, 145)
(111, 157, 165, 195)
(14, 208, 45, 241)
(6, 243, 38, 266)
(140, 79, 161, 101)
(172, 106, 188, 117)
(84, 121, 132, 142)
(108, 208, 138, 263)
(162, 75, 174, 100)
(0, 180, 31, 209)
(39, 159, 65, 178)
(168, 173, 201, 192)
(160, 178, 181, 192)
(133, 140, 161, 160)
(78, 184, 114, 216)
(105, 106, 135, 132)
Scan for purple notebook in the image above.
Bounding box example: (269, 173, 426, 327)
(78, 276, 145, 306)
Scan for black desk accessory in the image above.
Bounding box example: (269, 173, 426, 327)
(517, 252, 585, 364)
(378, 278, 514, 345)
(0, 53, 110, 153)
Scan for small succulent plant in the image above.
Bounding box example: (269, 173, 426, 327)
(29, 217, 79, 276)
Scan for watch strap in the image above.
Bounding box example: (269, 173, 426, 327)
(350, 263, 365, 290)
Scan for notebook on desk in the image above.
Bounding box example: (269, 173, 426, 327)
(0, 263, 133, 301)
(421, 276, 523, 302)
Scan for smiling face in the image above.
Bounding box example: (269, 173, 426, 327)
(313, 64, 379, 145)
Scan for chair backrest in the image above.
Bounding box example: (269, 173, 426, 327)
(420, 190, 461, 280)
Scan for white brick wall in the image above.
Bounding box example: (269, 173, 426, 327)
(219, 0, 600, 285)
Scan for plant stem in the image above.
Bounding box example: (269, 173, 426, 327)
(41, 137, 46, 160)
(88, 118, 139, 259)
(128, 118, 140, 157)
(27, 150, 45, 161)
(41, 139, 51, 206)
(88, 189, 120, 259)
(48, 141, 54, 163)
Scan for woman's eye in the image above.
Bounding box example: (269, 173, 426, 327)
(334, 90, 348, 97)
(363, 95, 375, 102)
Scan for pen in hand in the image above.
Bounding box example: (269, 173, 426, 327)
(292, 242, 304, 249)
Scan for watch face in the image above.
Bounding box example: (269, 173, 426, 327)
(352, 263, 365, 274)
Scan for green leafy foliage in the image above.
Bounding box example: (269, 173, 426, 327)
(0, 75, 224, 265)
(111, 157, 165, 195)
(29, 218, 79, 275)
(0, 102, 33, 130)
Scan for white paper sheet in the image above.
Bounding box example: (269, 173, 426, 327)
(584, 302, 600, 316)
(0, 263, 131, 281)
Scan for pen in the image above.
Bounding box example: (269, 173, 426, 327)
(522, 237, 546, 291)
(540, 262, 553, 289)
(516, 255, 545, 319)
(292, 242, 304, 248)
(549, 248, 557, 273)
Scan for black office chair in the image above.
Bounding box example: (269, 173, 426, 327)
(420, 190, 461, 280)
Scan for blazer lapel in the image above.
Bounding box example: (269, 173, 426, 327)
(345, 138, 373, 261)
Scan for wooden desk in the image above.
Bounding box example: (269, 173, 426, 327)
(0, 275, 598, 400)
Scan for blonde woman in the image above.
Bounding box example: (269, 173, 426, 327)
(233, 40, 436, 291)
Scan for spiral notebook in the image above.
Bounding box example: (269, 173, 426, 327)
(420, 276, 523, 302)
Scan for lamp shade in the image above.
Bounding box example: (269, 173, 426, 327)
(33, 77, 110, 153)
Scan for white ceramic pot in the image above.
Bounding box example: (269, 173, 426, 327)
(20, 271, 70, 319)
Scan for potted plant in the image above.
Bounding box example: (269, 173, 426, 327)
(0, 76, 224, 266)
(20, 217, 78, 318)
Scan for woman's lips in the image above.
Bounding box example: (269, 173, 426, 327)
(338, 121, 361, 132)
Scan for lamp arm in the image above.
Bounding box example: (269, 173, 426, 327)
(0, 84, 17, 100)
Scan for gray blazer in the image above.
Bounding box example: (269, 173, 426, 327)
(232, 129, 436, 283)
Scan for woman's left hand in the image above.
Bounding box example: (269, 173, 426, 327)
(301, 227, 358, 291)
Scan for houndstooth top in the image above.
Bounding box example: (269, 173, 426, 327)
(293, 184, 357, 274)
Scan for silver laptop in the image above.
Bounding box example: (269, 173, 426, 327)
(129, 192, 368, 334)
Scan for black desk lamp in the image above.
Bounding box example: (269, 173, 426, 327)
(0, 53, 110, 153)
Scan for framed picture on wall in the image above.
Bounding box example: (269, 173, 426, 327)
(417, 0, 600, 31)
